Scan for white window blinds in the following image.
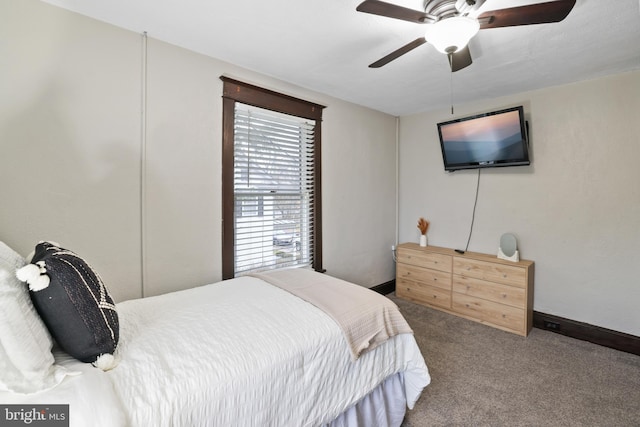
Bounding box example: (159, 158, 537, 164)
(233, 102, 316, 275)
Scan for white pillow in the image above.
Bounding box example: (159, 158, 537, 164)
(0, 241, 73, 394)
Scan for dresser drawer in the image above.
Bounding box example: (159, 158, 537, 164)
(397, 263, 451, 291)
(396, 278, 451, 309)
(453, 275, 525, 309)
(452, 293, 525, 334)
(453, 257, 526, 287)
(397, 247, 451, 273)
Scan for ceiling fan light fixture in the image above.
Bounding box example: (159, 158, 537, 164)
(425, 16, 480, 54)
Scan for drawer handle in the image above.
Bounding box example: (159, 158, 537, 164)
(503, 274, 508, 278)
(466, 267, 471, 271)
(433, 277, 437, 281)
(502, 293, 507, 299)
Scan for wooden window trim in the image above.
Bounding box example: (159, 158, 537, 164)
(221, 77, 325, 279)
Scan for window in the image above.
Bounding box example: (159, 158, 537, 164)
(221, 77, 325, 279)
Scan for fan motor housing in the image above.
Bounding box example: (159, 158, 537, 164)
(424, 0, 486, 20)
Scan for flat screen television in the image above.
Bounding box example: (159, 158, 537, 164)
(437, 106, 530, 172)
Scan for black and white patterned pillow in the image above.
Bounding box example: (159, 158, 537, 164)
(16, 242, 119, 370)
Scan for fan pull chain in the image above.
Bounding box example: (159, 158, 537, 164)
(450, 68, 454, 115)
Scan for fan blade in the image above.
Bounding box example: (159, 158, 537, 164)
(448, 46, 472, 72)
(356, 0, 432, 24)
(369, 37, 427, 68)
(478, 0, 576, 29)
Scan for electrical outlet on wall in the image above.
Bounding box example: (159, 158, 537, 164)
(544, 321, 561, 331)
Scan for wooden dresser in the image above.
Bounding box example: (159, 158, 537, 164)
(396, 243, 534, 336)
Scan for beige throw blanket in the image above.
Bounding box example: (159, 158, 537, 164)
(251, 268, 413, 360)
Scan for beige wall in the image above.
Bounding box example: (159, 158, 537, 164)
(399, 70, 640, 336)
(1, 0, 398, 300)
(1, 0, 142, 302)
(4, 0, 637, 338)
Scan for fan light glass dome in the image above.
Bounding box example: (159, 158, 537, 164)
(424, 16, 480, 54)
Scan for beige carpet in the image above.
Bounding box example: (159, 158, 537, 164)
(390, 294, 640, 427)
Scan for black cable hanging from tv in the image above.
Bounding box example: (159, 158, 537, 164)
(464, 168, 481, 252)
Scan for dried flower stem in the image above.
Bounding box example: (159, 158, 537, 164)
(417, 217, 430, 235)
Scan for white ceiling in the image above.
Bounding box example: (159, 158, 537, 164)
(40, 0, 640, 116)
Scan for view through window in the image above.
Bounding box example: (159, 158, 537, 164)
(233, 104, 314, 275)
(220, 77, 324, 279)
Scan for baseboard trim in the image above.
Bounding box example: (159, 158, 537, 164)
(371, 279, 395, 295)
(533, 311, 640, 356)
(375, 281, 639, 356)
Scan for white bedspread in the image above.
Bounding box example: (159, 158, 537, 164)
(1, 275, 430, 427)
(110, 276, 429, 426)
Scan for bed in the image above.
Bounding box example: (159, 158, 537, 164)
(0, 241, 430, 426)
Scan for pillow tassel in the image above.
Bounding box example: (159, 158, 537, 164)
(93, 353, 117, 371)
(15, 262, 50, 291)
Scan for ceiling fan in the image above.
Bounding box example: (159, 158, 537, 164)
(356, 0, 576, 71)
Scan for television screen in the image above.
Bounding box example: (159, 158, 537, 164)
(437, 106, 530, 171)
